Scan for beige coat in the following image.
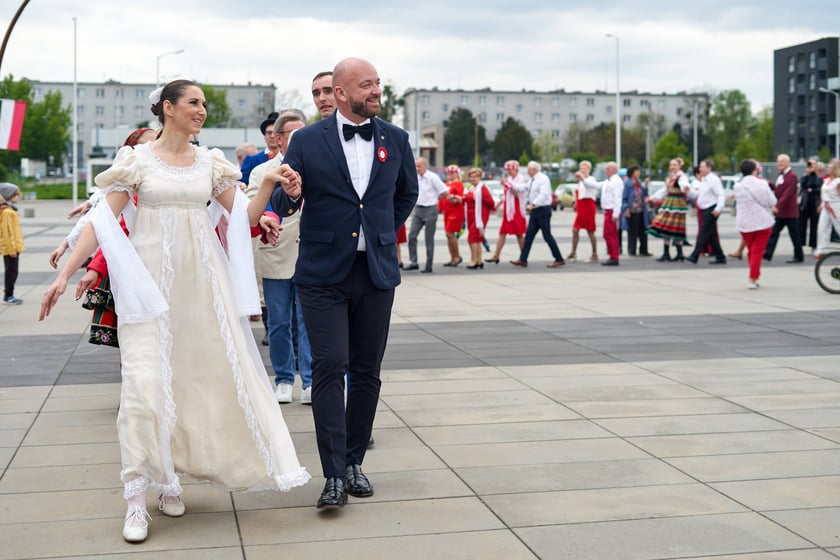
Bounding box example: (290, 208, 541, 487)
(245, 156, 301, 280)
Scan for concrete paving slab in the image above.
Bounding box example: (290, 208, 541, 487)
(627, 429, 839, 457)
(712, 476, 840, 511)
(666, 449, 840, 482)
(765, 507, 840, 549)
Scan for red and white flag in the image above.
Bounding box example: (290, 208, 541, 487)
(0, 99, 27, 151)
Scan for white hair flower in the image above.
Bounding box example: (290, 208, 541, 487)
(149, 87, 163, 106)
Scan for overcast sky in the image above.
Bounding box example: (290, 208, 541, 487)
(1, 1, 838, 118)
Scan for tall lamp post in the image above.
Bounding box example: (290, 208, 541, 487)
(606, 34, 620, 166)
(692, 98, 699, 166)
(156, 49, 185, 88)
(819, 87, 840, 160)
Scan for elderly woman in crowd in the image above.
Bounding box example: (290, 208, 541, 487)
(439, 165, 466, 266)
(732, 159, 777, 289)
(567, 160, 599, 263)
(485, 160, 528, 264)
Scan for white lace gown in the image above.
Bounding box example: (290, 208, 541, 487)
(94, 143, 310, 499)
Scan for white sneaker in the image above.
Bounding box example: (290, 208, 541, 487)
(300, 386, 312, 405)
(275, 383, 293, 403)
(122, 506, 151, 543)
(747, 281, 760, 290)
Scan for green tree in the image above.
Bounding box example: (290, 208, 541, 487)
(734, 137, 757, 163)
(443, 108, 487, 166)
(492, 117, 533, 162)
(202, 84, 232, 127)
(532, 130, 560, 162)
(0, 75, 71, 171)
(748, 106, 774, 161)
(652, 130, 689, 170)
(380, 84, 403, 123)
(708, 89, 752, 157)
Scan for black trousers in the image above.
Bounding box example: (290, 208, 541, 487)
(764, 217, 803, 261)
(519, 206, 563, 262)
(689, 207, 725, 261)
(799, 196, 819, 249)
(626, 212, 648, 255)
(297, 253, 395, 478)
(4, 255, 19, 299)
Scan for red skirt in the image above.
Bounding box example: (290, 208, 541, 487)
(397, 224, 407, 244)
(574, 198, 597, 231)
(499, 212, 526, 235)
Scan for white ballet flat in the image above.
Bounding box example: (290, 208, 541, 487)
(123, 506, 151, 543)
(158, 494, 186, 517)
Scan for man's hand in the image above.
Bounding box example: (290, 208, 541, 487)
(712, 210, 720, 218)
(279, 164, 302, 198)
(259, 215, 282, 245)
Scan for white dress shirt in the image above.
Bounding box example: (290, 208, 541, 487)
(584, 174, 623, 213)
(415, 171, 448, 206)
(336, 110, 374, 250)
(526, 171, 552, 207)
(696, 173, 726, 212)
(734, 175, 777, 233)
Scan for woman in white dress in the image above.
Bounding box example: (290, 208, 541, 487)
(40, 80, 309, 543)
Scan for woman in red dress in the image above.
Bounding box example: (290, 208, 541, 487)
(485, 160, 528, 264)
(462, 167, 496, 269)
(439, 165, 465, 266)
(568, 160, 599, 262)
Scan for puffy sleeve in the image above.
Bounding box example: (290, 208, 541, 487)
(94, 146, 140, 194)
(210, 148, 242, 198)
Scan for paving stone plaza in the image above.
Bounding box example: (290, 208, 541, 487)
(1, 199, 839, 559)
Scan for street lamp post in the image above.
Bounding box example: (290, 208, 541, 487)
(692, 98, 699, 166)
(819, 87, 840, 160)
(606, 34, 620, 166)
(155, 49, 185, 88)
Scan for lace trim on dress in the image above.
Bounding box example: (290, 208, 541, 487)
(192, 207, 277, 479)
(121, 471, 183, 499)
(101, 183, 134, 196)
(212, 177, 238, 198)
(156, 207, 179, 488)
(146, 143, 201, 175)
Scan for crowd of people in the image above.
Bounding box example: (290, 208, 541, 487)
(18, 54, 840, 547)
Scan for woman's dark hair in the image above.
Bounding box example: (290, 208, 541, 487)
(740, 159, 757, 176)
(627, 165, 640, 177)
(150, 79, 199, 126)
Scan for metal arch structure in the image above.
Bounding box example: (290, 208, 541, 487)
(0, 0, 32, 75)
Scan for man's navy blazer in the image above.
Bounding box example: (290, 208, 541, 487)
(270, 113, 418, 290)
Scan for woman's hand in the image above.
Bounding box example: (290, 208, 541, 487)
(259, 214, 282, 245)
(266, 164, 301, 199)
(39, 277, 68, 321)
(68, 200, 93, 218)
(49, 240, 69, 269)
(76, 270, 100, 300)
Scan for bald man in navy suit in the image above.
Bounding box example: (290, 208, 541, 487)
(271, 58, 417, 509)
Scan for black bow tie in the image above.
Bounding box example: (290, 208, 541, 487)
(342, 122, 373, 142)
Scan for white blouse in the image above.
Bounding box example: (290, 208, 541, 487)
(734, 175, 777, 233)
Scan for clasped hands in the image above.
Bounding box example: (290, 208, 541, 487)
(264, 164, 302, 199)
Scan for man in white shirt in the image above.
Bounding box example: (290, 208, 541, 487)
(686, 160, 727, 264)
(511, 161, 565, 267)
(405, 157, 448, 273)
(582, 162, 623, 266)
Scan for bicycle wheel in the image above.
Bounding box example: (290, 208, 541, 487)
(815, 252, 840, 294)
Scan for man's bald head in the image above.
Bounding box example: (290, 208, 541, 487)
(333, 57, 382, 123)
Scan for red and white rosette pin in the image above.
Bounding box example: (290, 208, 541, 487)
(377, 146, 388, 163)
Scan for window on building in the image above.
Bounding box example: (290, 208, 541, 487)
(569, 97, 577, 108)
(623, 99, 631, 107)
(552, 113, 560, 123)
(809, 116, 816, 133)
(115, 89, 124, 98)
(515, 104, 523, 113)
(95, 106, 104, 116)
(134, 107, 144, 117)
(605, 105, 613, 114)
(570, 113, 577, 122)
(442, 103, 449, 113)
(497, 112, 505, 122)
(238, 99, 245, 109)
(534, 129, 542, 136)
(76, 106, 85, 116)
(478, 112, 487, 123)
(586, 113, 594, 122)
(789, 120, 795, 136)
(586, 97, 594, 107)
(534, 97, 542, 106)
(810, 74, 816, 90)
(788, 98, 795, 114)
(676, 107, 683, 117)
(135, 88, 145, 99)
(420, 94, 430, 104)
(534, 113, 542, 123)
(809, 52, 816, 69)
(258, 91, 267, 101)
(76, 123, 84, 133)
(810, 96, 816, 112)
(422, 111, 431, 121)
(116, 106, 124, 116)
(479, 95, 486, 106)
(496, 95, 505, 106)
(552, 97, 560, 107)
(77, 88, 86, 98)
(789, 77, 795, 94)
(657, 99, 665, 109)
(551, 129, 560, 137)
(95, 88, 105, 98)
(623, 115, 632, 123)
(33, 87, 41, 98)
(95, 123, 104, 129)
(460, 95, 469, 105)
(640, 99, 650, 108)
(788, 55, 795, 73)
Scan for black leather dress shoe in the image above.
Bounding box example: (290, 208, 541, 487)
(316, 478, 347, 509)
(403, 264, 419, 271)
(420, 267, 433, 273)
(345, 465, 374, 497)
(785, 258, 803, 263)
